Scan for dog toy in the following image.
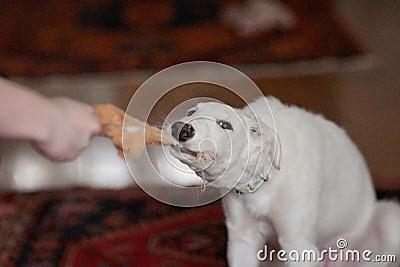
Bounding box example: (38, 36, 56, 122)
(93, 104, 173, 158)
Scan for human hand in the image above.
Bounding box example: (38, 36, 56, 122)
(32, 97, 100, 162)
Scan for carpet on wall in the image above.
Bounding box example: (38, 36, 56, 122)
(0, 187, 399, 267)
(0, 0, 367, 77)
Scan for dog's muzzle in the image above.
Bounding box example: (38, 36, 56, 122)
(171, 122, 195, 142)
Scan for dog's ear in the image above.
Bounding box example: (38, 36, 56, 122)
(249, 123, 281, 170)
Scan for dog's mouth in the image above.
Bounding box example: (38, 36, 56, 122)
(171, 145, 216, 161)
(171, 144, 199, 158)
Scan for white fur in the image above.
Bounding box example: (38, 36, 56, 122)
(168, 96, 400, 267)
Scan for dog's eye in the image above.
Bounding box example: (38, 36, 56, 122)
(187, 110, 196, 116)
(217, 120, 233, 130)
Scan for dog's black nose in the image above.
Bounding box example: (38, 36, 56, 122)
(171, 122, 195, 142)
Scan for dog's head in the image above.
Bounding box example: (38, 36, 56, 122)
(167, 101, 280, 187)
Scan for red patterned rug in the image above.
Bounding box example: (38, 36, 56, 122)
(0, 187, 398, 267)
(0, 188, 227, 267)
(0, 0, 365, 77)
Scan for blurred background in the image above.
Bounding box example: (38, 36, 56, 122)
(0, 0, 400, 189)
(0, 0, 398, 191)
(0, 1, 399, 266)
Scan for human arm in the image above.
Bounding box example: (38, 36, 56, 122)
(0, 77, 100, 161)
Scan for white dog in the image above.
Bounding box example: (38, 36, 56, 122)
(168, 96, 400, 267)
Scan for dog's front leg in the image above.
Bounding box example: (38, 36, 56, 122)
(273, 208, 320, 267)
(222, 192, 272, 267)
(277, 237, 320, 267)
